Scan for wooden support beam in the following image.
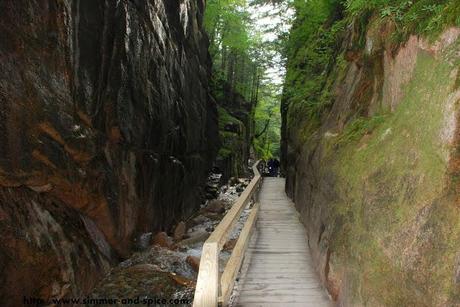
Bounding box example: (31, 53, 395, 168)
(193, 241, 219, 307)
(207, 174, 260, 250)
(220, 202, 260, 306)
(193, 161, 262, 307)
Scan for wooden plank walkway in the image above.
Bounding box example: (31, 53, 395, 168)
(234, 178, 332, 307)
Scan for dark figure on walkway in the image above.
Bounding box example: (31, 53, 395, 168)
(267, 159, 274, 176)
(267, 158, 280, 177)
(272, 158, 280, 177)
(259, 160, 269, 176)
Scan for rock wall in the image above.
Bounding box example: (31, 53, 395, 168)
(213, 80, 253, 181)
(282, 16, 460, 306)
(0, 0, 218, 304)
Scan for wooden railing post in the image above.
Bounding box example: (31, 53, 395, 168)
(220, 202, 260, 305)
(193, 241, 219, 307)
(193, 161, 262, 307)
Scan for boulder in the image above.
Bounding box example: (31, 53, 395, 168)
(204, 183, 220, 199)
(205, 183, 219, 192)
(228, 177, 239, 186)
(170, 274, 196, 288)
(205, 199, 226, 214)
(88, 263, 188, 301)
(202, 211, 222, 220)
(134, 232, 153, 251)
(152, 232, 174, 249)
(236, 184, 245, 193)
(189, 215, 209, 227)
(178, 230, 210, 247)
(186, 256, 201, 272)
(173, 222, 186, 242)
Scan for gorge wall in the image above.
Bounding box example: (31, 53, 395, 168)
(212, 79, 253, 181)
(0, 0, 218, 304)
(282, 4, 460, 306)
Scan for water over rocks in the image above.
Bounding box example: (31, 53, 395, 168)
(87, 173, 252, 303)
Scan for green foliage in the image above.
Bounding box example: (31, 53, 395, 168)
(329, 49, 460, 305)
(346, 0, 460, 39)
(336, 115, 387, 146)
(205, 0, 251, 54)
(217, 106, 240, 130)
(283, 0, 458, 148)
(216, 107, 245, 161)
(281, 0, 460, 303)
(253, 84, 282, 159)
(205, 0, 260, 102)
(205, 0, 288, 160)
(345, 0, 389, 16)
(284, 0, 345, 133)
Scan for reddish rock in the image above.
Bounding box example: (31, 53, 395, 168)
(152, 232, 174, 249)
(109, 126, 122, 144)
(224, 239, 238, 251)
(26, 183, 53, 193)
(0, 188, 111, 305)
(0, 0, 218, 303)
(186, 255, 201, 272)
(173, 222, 186, 241)
(170, 274, 196, 288)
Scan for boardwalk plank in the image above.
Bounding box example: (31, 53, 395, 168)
(234, 178, 331, 307)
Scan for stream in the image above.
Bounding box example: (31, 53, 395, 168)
(87, 172, 254, 306)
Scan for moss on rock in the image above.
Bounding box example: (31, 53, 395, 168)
(282, 8, 460, 305)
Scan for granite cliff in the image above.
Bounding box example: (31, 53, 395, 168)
(213, 79, 254, 181)
(282, 2, 460, 305)
(0, 0, 218, 304)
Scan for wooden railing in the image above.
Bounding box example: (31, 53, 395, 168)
(193, 161, 262, 307)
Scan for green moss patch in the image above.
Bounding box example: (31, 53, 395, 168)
(321, 40, 460, 305)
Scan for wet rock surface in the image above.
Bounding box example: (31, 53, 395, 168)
(204, 172, 223, 199)
(87, 174, 253, 305)
(0, 0, 218, 304)
(88, 262, 194, 307)
(185, 256, 200, 272)
(173, 222, 187, 242)
(152, 232, 175, 250)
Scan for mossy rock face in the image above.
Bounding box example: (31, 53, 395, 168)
(214, 80, 253, 180)
(216, 107, 246, 177)
(283, 22, 460, 306)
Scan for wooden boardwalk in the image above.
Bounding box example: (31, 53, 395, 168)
(234, 178, 332, 307)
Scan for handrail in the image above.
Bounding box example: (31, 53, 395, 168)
(193, 161, 262, 307)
